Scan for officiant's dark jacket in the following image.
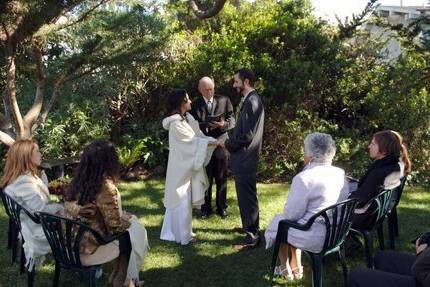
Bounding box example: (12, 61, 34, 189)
(190, 94, 235, 140)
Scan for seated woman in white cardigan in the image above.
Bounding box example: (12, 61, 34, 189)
(160, 89, 218, 245)
(265, 133, 349, 280)
(1, 139, 63, 271)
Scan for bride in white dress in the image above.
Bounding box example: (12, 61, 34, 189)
(160, 89, 218, 245)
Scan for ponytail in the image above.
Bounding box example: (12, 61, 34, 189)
(400, 143, 411, 174)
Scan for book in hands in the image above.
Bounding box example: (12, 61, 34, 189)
(206, 112, 225, 123)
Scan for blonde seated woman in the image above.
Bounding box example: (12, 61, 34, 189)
(265, 133, 349, 280)
(1, 139, 63, 271)
(63, 140, 148, 287)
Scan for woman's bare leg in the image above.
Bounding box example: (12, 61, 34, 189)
(278, 243, 292, 275)
(289, 246, 303, 279)
(289, 246, 302, 270)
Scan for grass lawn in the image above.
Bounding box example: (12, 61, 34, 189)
(0, 179, 429, 286)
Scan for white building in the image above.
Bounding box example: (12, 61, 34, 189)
(364, 5, 430, 59)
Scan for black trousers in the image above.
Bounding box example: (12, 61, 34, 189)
(201, 146, 228, 213)
(348, 250, 417, 287)
(234, 172, 260, 238)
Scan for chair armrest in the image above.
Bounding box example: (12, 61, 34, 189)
(21, 207, 41, 224)
(279, 218, 313, 231)
(102, 231, 129, 244)
(72, 223, 129, 246)
(346, 176, 359, 183)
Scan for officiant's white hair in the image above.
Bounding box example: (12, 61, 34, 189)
(304, 132, 336, 163)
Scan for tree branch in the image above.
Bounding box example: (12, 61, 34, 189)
(189, 0, 228, 19)
(36, 76, 66, 129)
(24, 43, 45, 128)
(5, 41, 25, 139)
(55, 0, 111, 32)
(336, 0, 379, 40)
(0, 111, 12, 130)
(0, 129, 15, 146)
(0, 20, 10, 42)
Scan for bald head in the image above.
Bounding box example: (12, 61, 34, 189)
(198, 76, 215, 100)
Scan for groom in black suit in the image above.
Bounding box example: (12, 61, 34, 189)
(190, 77, 235, 219)
(221, 68, 264, 250)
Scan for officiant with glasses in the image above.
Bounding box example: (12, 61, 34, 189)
(190, 76, 235, 219)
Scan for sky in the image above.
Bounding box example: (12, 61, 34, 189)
(311, 0, 428, 22)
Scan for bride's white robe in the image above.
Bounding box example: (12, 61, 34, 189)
(160, 113, 215, 245)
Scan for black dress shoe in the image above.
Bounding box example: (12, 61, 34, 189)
(217, 209, 228, 219)
(233, 227, 245, 234)
(201, 210, 213, 219)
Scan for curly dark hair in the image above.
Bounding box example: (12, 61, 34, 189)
(65, 139, 120, 205)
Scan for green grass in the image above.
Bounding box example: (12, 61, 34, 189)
(0, 180, 429, 286)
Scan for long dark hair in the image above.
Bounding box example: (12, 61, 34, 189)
(65, 139, 120, 205)
(166, 89, 188, 117)
(373, 130, 411, 173)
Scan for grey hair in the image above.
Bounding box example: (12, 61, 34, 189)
(304, 132, 336, 163)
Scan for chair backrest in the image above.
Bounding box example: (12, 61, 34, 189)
(308, 199, 358, 252)
(0, 190, 40, 232)
(364, 188, 394, 229)
(389, 176, 407, 211)
(37, 212, 106, 269)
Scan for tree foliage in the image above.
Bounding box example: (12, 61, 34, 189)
(2, 0, 430, 184)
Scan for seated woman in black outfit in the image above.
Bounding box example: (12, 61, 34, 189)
(348, 234, 430, 287)
(349, 130, 411, 230)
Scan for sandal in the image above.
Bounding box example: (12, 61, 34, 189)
(273, 265, 294, 280)
(292, 266, 303, 280)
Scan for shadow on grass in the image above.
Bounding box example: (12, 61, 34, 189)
(142, 242, 273, 287)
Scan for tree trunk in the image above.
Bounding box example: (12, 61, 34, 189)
(5, 42, 25, 140)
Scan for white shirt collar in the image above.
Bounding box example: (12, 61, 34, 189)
(203, 96, 214, 104)
(242, 89, 255, 99)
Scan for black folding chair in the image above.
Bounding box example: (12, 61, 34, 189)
(0, 189, 20, 264)
(351, 188, 394, 268)
(0, 190, 41, 287)
(37, 212, 130, 287)
(269, 198, 358, 287)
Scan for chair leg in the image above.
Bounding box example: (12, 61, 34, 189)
(11, 227, 19, 264)
(7, 218, 13, 249)
(87, 269, 97, 287)
(377, 225, 385, 250)
(392, 207, 399, 237)
(270, 239, 281, 285)
(11, 236, 18, 264)
(392, 208, 399, 237)
(310, 254, 323, 287)
(28, 268, 35, 287)
(53, 263, 61, 287)
(362, 231, 374, 268)
(388, 214, 396, 250)
(338, 245, 348, 286)
(20, 244, 26, 274)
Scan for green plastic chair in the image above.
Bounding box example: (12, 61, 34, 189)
(37, 212, 130, 287)
(269, 198, 358, 287)
(379, 176, 407, 250)
(350, 188, 394, 268)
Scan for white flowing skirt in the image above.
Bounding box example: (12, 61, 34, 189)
(160, 188, 194, 245)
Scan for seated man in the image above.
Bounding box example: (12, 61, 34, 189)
(348, 235, 430, 287)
